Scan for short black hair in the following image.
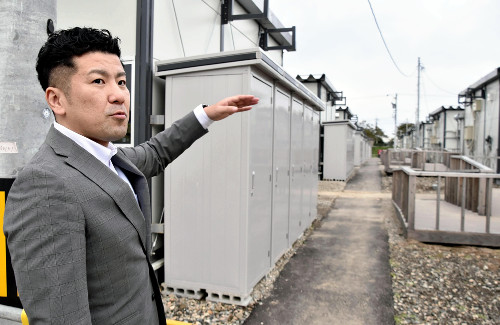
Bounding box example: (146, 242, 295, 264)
(36, 27, 121, 91)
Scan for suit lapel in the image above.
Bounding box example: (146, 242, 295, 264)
(46, 126, 148, 253)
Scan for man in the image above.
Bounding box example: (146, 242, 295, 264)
(3, 27, 258, 324)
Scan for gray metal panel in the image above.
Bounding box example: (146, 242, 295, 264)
(323, 123, 346, 180)
(271, 85, 291, 263)
(164, 72, 247, 293)
(247, 73, 274, 288)
(310, 111, 320, 220)
(346, 126, 355, 177)
(303, 106, 314, 228)
(289, 97, 304, 242)
(354, 132, 362, 166)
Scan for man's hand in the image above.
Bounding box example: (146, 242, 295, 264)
(203, 95, 259, 121)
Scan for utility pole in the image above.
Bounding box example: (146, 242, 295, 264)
(0, 0, 56, 178)
(416, 57, 423, 148)
(390, 93, 398, 148)
(0, 0, 56, 309)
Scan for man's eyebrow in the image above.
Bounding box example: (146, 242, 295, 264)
(88, 69, 126, 78)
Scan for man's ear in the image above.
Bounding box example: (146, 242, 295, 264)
(46, 87, 66, 117)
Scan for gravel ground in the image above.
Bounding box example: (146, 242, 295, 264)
(387, 210, 500, 324)
(383, 175, 500, 325)
(161, 177, 500, 324)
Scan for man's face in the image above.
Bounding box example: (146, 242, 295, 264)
(56, 51, 130, 146)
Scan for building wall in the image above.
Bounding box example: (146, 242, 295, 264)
(57, 0, 282, 63)
(323, 122, 355, 180)
(57, 0, 137, 58)
(153, 0, 281, 63)
(463, 79, 500, 170)
(444, 111, 460, 152)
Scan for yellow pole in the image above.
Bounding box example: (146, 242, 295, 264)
(21, 310, 29, 325)
(167, 320, 192, 325)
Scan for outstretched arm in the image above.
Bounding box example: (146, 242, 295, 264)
(203, 95, 259, 121)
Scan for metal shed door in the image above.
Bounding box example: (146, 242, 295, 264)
(247, 75, 273, 286)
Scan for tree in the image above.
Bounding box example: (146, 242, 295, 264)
(363, 124, 387, 146)
(397, 123, 415, 138)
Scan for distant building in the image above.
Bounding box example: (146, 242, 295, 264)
(418, 120, 434, 149)
(296, 74, 343, 122)
(335, 106, 355, 121)
(427, 106, 463, 152)
(459, 67, 500, 171)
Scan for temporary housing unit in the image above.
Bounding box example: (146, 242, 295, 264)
(296, 74, 343, 179)
(427, 106, 463, 152)
(401, 128, 415, 149)
(295, 74, 343, 122)
(322, 120, 356, 181)
(459, 67, 500, 172)
(335, 106, 354, 121)
(353, 130, 371, 167)
(418, 121, 434, 149)
(155, 48, 324, 305)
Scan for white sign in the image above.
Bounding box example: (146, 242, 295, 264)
(0, 142, 18, 153)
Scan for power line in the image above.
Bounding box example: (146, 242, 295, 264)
(366, 0, 412, 77)
(422, 69, 456, 95)
(171, 0, 186, 57)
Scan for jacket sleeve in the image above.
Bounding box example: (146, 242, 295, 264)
(3, 166, 91, 324)
(120, 110, 208, 178)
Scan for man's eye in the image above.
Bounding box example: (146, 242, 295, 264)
(93, 79, 104, 84)
(118, 80, 126, 86)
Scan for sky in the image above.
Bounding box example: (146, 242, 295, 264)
(268, 0, 500, 138)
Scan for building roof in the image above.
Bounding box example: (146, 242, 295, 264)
(335, 106, 354, 118)
(429, 105, 463, 118)
(296, 74, 340, 100)
(459, 67, 500, 95)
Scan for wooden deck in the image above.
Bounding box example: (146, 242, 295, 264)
(415, 194, 500, 233)
(391, 163, 500, 247)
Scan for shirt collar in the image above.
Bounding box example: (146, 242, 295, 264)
(53, 121, 117, 167)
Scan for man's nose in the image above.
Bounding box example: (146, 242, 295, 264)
(108, 83, 127, 104)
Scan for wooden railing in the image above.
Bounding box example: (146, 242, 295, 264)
(391, 166, 499, 247)
(410, 150, 455, 170)
(382, 149, 495, 173)
(446, 156, 494, 215)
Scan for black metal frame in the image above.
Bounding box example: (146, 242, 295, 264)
(222, 0, 269, 24)
(458, 88, 485, 105)
(259, 27, 296, 51)
(134, 0, 154, 146)
(328, 91, 346, 106)
(222, 0, 296, 51)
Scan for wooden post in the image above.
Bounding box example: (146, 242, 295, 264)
(408, 174, 416, 231)
(478, 178, 486, 215)
(461, 177, 466, 232)
(435, 175, 441, 230)
(486, 178, 492, 234)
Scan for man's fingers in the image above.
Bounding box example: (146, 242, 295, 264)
(227, 95, 259, 107)
(236, 106, 252, 112)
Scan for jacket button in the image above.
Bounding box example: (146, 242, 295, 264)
(152, 293, 155, 300)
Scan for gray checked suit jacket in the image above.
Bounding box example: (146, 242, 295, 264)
(4, 111, 207, 324)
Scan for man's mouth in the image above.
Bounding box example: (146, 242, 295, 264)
(111, 111, 127, 119)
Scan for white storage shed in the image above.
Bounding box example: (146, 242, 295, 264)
(322, 120, 356, 181)
(155, 48, 323, 305)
